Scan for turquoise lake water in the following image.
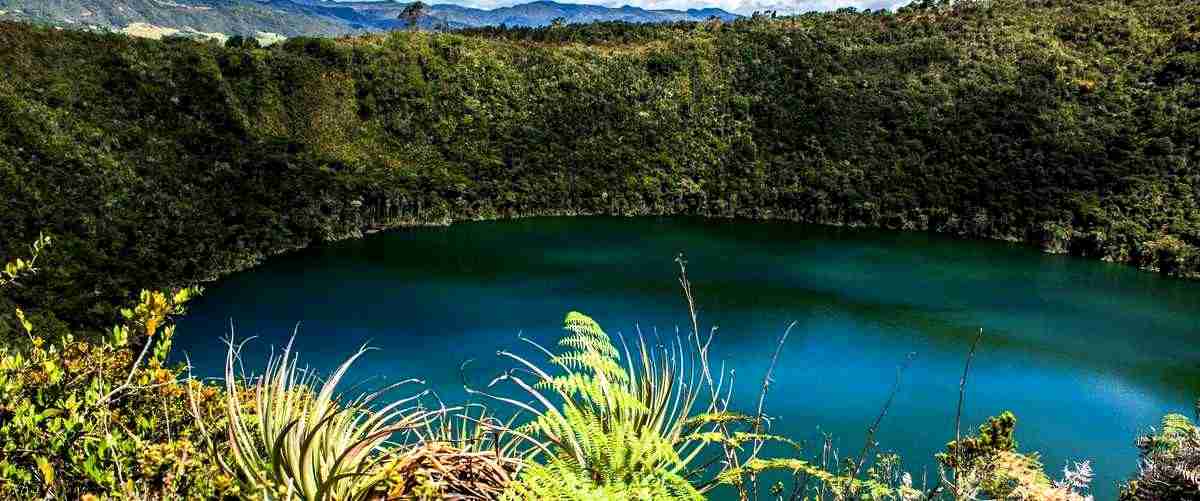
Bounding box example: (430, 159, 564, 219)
(174, 217, 1200, 498)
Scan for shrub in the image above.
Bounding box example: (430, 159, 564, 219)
(0, 237, 228, 499)
(937, 412, 1093, 501)
(226, 35, 262, 50)
(1121, 413, 1200, 500)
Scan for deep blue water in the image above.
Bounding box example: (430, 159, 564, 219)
(174, 217, 1200, 498)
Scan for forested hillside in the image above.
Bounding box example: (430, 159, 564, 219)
(2, 0, 1199, 336)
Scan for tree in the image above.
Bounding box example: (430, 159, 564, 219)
(400, 1, 429, 29)
(224, 35, 261, 50)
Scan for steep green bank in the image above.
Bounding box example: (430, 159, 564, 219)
(2, 0, 1199, 334)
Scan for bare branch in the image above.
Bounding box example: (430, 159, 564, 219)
(850, 351, 917, 485)
(950, 328, 984, 493)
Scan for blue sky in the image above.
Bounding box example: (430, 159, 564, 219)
(339, 0, 909, 16)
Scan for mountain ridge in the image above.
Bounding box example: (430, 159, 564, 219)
(0, 0, 740, 39)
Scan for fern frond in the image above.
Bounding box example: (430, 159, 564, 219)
(499, 312, 706, 500)
(682, 411, 755, 430)
(716, 457, 899, 499)
(1163, 413, 1196, 438)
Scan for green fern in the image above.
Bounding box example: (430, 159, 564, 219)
(1145, 413, 1199, 454)
(715, 458, 904, 500)
(502, 460, 700, 501)
(494, 312, 705, 500)
(490, 311, 920, 500)
(1162, 414, 1197, 438)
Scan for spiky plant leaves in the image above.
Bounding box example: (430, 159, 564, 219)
(206, 335, 439, 501)
(495, 312, 705, 500)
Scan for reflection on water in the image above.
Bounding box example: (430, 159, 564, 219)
(175, 217, 1200, 498)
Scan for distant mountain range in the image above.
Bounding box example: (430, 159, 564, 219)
(0, 0, 740, 41)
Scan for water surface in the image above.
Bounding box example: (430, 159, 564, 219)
(175, 217, 1200, 498)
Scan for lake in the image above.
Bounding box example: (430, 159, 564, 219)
(173, 216, 1200, 498)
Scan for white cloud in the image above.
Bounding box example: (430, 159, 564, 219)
(337, 0, 910, 16)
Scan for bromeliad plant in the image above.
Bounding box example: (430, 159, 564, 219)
(192, 336, 436, 500)
(191, 334, 523, 500)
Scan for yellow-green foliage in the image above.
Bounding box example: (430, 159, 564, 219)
(504, 460, 701, 501)
(1121, 413, 1200, 500)
(0, 232, 48, 290)
(499, 312, 704, 500)
(495, 312, 928, 501)
(0, 238, 1175, 501)
(939, 412, 1093, 501)
(714, 458, 904, 500)
(0, 237, 229, 499)
(938, 411, 1019, 472)
(192, 334, 525, 501)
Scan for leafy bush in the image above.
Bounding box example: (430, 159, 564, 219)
(225, 35, 262, 50)
(937, 412, 1093, 501)
(0, 237, 229, 499)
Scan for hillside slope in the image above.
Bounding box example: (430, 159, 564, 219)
(0, 0, 362, 36)
(1, 0, 1198, 335)
(0, 0, 739, 38)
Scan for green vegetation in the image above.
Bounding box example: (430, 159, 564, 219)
(936, 411, 1094, 501)
(3, 0, 1200, 340)
(196, 335, 520, 500)
(1121, 412, 1200, 500)
(492, 312, 708, 499)
(0, 237, 227, 498)
(5, 237, 1165, 500)
(1, 0, 1199, 497)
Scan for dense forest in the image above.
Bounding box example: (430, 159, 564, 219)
(2, 0, 1200, 499)
(2, 0, 1199, 338)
